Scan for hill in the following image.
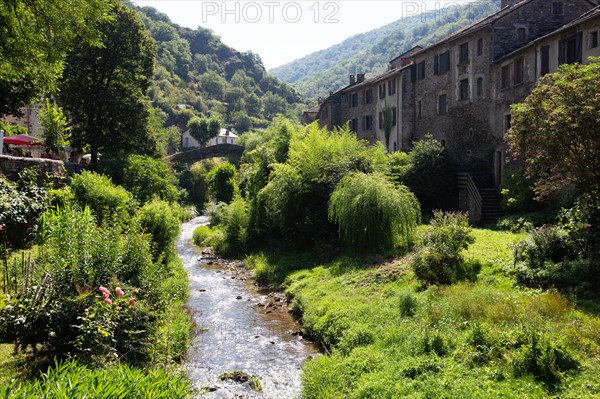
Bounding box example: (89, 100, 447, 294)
(134, 5, 304, 139)
(269, 0, 499, 100)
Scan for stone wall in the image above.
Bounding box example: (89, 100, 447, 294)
(0, 155, 65, 181)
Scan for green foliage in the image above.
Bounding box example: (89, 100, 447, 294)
(70, 171, 136, 225)
(251, 122, 389, 245)
(507, 57, 600, 200)
(134, 199, 181, 263)
(187, 116, 221, 147)
(192, 225, 213, 247)
(328, 172, 420, 250)
(58, 1, 157, 161)
(40, 98, 69, 152)
(138, 7, 302, 134)
(403, 135, 455, 210)
(0, 0, 111, 116)
(0, 171, 48, 248)
(210, 196, 250, 256)
(0, 360, 191, 398)
(500, 167, 538, 212)
(207, 162, 239, 204)
(123, 154, 180, 204)
(412, 211, 478, 285)
(179, 159, 221, 207)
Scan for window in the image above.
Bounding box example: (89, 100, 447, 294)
(184, 137, 189, 147)
(379, 84, 386, 99)
(477, 38, 483, 56)
(591, 31, 599, 49)
(350, 93, 358, 108)
(501, 65, 511, 89)
(417, 100, 422, 119)
(459, 42, 469, 63)
(362, 114, 373, 131)
(552, 2, 563, 15)
(459, 79, 469, 100)
(417, 61, 426, 80)
(350, 118, 358, 132)
(438, 94, 447, 115)
(434, 50, 450, 74)
(504, 114, 512, 132)
(541, 45, 550, 75)
(388, 79, 396, 95)
(391, 107, 397, 127)
(378, 111, 384, 129)
(514, 58, 524, 85)
(477, 77, 483, 97)
(363, 89, 372, 105)
(517, 28, 527, 41)
(559, 32, 583, 65)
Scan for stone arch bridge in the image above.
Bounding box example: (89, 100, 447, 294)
(167, 143, 245, 166)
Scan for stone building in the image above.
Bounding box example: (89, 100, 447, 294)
(314, 0, 599, 223)
(1, 104, 43, 137)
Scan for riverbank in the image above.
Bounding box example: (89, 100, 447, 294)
(243, 228, 600, 398)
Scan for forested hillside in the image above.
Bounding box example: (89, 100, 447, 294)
(134, 5, 304, 137)
(270, 0, 498, 100)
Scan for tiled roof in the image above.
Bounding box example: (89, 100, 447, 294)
(342, 65, 408, 93)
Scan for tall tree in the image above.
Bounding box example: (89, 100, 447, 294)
(0, 0, 111, 116)
(40, 98, 69, 152)
(187, 117, 222, 147)
(57, 1, 157, 162)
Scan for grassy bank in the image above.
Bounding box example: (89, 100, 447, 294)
(245, 228, 600, 398)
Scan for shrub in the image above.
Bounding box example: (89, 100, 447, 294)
(70, 170, 136, 225)
(412, 211, 479, 285)
(193, 225, 213, 247)
(404, 136, 455, 210)
(0, 170, 48, 248)
(123, 154, 179, 204)
(512, 331, 579, 386)
(500, 167, 538, 212)
(398, 293, 418, 317)
(207, 162, 238, 204)
(134, 199, 181, 263)
(211, 196, 250, 256)
(180, 159, 221, 207)
(328, 172, 420, 250)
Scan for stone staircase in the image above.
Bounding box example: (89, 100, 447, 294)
(479, 188, 505, 226)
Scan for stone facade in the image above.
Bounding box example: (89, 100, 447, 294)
(1, 104, 43, 137)
(316, 0, 599, 187)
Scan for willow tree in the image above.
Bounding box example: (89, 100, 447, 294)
(328, 172, 421, 250)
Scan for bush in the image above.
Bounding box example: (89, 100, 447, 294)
(207, 162, 238, 204)
(123, 154, 179, 204)
(70, 170, 136, 225)
(500, 167, 538, 212)
(210, 196, 250, 256)
(404, 136, 455, 210)
(192, 225, 213, 247)
(412, 211, 479, 285)
(134, 199, 181, 263)
(180, 159, 221, 207)
(0, 170, 48, 248)
(328, 172, 420, 250)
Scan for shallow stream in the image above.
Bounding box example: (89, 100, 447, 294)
(177, 217, 318, 398)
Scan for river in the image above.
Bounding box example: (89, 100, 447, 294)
(177, 217, 318, 399)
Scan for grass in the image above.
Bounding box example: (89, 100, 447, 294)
(242, 227, 600, 398)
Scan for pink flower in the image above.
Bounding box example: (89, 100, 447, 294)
(99, 286, 110, 295)
(102, 291, 110, 299)
(104, 298, 112, 305)
(129, 298, 136, 308)
(133, 289, 139, 295)
(115, 287, 124, 297)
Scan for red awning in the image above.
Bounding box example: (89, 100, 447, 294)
(3, 135, 44, 146)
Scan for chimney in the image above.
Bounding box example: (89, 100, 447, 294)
(349, 74, 356, 85)
(356, 73, 365, 83)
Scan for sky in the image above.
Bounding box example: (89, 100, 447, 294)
(133, 1, 476, 70)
